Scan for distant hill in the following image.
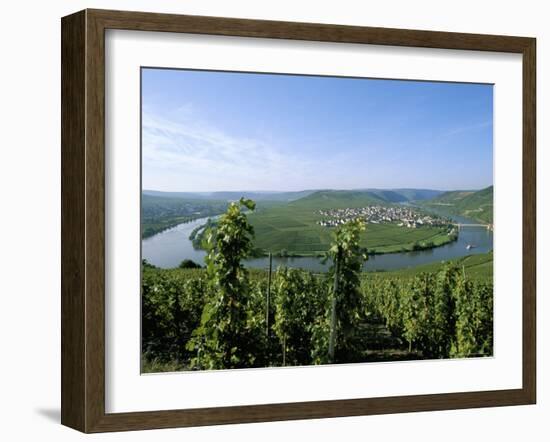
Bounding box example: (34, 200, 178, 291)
(142, 193, 227, 215)
(287, 188, 445, 209)
(288, 190, 386, 210)
(365, 188, 444, 203)
(388, 189, 445, 201)
(246, 188, 453, 256)
(141, 194, 229, 238)
(143, 188, 443, 204)
(428, 190, 476, 204)
(424, 186, 493, 223)
(142, 189, 315, 202)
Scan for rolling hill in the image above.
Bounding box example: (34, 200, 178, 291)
(247, 189, 453, 256)
(423, 186, 493, 223)
(143, 188, 444, 204)
(287, 190, 386, 209)
(141, 194, 229, 238)
(140, 187, 472, 253)
(143, 189, 315, 202)
(365, 188, 444, 202)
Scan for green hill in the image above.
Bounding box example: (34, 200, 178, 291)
(424, 186, 493, 223)
(141, 194, 229, 238)
(286, 188, 443, 208)
(143, 189, 315, 202)
(366, 188, 443, 202)
(247, 190, 453, 256)
(424, 190, 474, 203)
(288, 190, 385, 209)
(367, 251, 493, 281)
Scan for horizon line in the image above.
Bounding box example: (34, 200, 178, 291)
(142, 185, 493, 194)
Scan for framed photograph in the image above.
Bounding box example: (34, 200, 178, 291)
(61, 9, 536, 433)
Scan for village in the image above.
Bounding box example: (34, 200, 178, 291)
(317, 205, 450, 228)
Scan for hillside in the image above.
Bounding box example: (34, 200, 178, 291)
(424, 186, 493, 224)
(141, 194, 229, 238)
(366, 188, 444, 202)
(140, 187, 480, 250)
(141, 190, 311, 238)
(247, 189, 453, 256)
(143, 188, 443, 204)
(286, 188, 444, 209)
(367, 251, 493, 282)
(288, 190, 386, 209)
(143, 189, 315, 202)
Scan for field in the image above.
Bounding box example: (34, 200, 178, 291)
(248, 191, 454, 256)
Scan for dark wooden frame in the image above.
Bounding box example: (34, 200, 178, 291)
(61, 8, 536, 433)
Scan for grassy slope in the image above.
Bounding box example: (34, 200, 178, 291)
(366, 251, 493, 282)
(454, 186, 493, 223)
(365, 188, 443, 202)
(248, 190, 453, 256)
(423, 186, 493, 224)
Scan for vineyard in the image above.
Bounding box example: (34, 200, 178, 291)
(246, 190, 456, 256)
(142, 199, 493, 372)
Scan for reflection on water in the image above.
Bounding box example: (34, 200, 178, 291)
(142, 218, 209, 269)
(142, 212, 493, 272)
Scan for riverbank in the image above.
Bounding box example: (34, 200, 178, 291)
(143, 251, 493, 282)
(142, 215, 199, 239)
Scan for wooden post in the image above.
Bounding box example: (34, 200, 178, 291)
(328, 252, 339, 363)
(266, 252, 272, 337)
(282, 336, 286, 367)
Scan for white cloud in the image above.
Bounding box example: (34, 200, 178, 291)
(142, 109, 323, 191)
(141, 106, 421, 192)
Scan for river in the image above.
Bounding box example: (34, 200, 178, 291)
(142, 210, 493, 272)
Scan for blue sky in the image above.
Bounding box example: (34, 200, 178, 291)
(142, 68, 493, 192)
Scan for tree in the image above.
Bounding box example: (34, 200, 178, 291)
(186, 198, 262, 370)
(179, 259, 201, 269)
